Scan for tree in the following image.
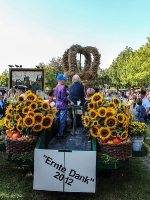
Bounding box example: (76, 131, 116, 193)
(48, 57, 63, 76)
(0, 70, 9, 87)
(37, 62, 57, 89)
(94, 67, 111, 89)
(108, 46, 134, 89)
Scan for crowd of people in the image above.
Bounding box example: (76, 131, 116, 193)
(0, 73, 150, 139)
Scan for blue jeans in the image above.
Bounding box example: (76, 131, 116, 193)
(56, 109, 67, 136)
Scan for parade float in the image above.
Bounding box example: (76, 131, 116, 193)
(0, 45, 149, 193)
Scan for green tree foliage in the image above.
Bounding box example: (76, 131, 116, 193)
(0, 70, 9, 87)
(108, 46, 134, 89)
(48, 57, 63, 76)
(37, 62, 57, 90)
(94, 68, 112, 89)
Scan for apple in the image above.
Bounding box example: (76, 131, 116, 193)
(12, 132, 22, 139)
(113, 137, 121, 143)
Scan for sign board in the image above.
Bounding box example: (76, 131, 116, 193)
(33, 149, 96, 193)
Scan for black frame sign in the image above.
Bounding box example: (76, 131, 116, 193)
(9, 68, 45, 91)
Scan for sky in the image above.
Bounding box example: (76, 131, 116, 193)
(0, 0, 150, 75)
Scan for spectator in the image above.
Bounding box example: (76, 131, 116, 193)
(135, 97, 147, 123)
(0, 90, 5, 119)
(139, 90, 150, 123)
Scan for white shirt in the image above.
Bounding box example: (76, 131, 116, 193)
(142, 96, 150, 109)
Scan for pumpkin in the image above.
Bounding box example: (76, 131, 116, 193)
(6, 130, 13, 138)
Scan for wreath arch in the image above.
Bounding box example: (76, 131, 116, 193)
(62, 44, 101, 81)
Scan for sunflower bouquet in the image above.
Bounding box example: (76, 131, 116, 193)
(4, 90, 56, 137)
(128, 121, 147, 137)
(82, 93, 132, 143)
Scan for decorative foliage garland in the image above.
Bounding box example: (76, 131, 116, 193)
(62, 44, 101, 81)
(82, 93, 132, 142)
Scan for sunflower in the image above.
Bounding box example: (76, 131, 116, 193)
(125, 106, 130, 116)
(25, 90, 32, 98)
(28, 111, 35, 116)
(117, 113, 125, 123)
(123, 121, 128, 129)
(96, 100, 103, 107)
(14, 104, 22, 112)
(32, 123, 43, 132)
(9, 123, 15, 130)
(104, 116, 117, 129)
(89, 126, 99, 138)
(6, 114, 11, 120)
(37, 96, 44, 102)
(34, 113, 43, 123)
(23, 115, 35, 127)
(99, 127, 111, 140)
(88, 109, 98, 120)
(4, 119, 10, 129)
(111, 130, 118, 138)
(22, 107, 29, 114)
(87, 102, 94, 110)
(91, 93, 103, 103)
(83, 116, 90, 127)
(108, 102, 116, 108)
(112, 97, 120, 104)
(97, 107, 107, 118)
(42, 115, 53, 129)
(106, 107, 115, 117)
(16, 124, 23, 132)
(24, 101, 31, 107)
(17, 95, 24, 103)
(29, 102, 38, 111)
(52, 107, 56, 116)
(17, 117, 23, 125)
(120, 131, 128, 141)
(5, 104, 13, 115)
(26, 93, 37, 102)
(14, 113, 21, 121)
(92, 120, 99, 127)
(42, 102, 50, 111)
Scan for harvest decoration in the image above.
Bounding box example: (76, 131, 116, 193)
(4, 90, 56, 137)
(62, 44, 101, 81)
(82, 93, 132, 143)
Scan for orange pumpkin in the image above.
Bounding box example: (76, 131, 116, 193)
(107, 140, 114, 144)
(6, 130, 13, 138)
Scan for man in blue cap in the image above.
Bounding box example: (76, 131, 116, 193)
(55, 74, 74, 138)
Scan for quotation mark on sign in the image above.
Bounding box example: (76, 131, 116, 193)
(90, 178, 94, 182)
(43, 154, 48, 158)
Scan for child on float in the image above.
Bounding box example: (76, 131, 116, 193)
(55, 74, 74, 138)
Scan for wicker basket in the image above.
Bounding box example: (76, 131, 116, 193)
(97, 138, 133, 160)
(5, 136, 38, 154)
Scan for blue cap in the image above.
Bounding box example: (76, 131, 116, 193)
(56, 74, 68, 81)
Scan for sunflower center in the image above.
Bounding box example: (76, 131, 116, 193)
(107, 119, 115, 127)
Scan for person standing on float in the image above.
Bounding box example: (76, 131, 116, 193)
(55, 74, 74, 138)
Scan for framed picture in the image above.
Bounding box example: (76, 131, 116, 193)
(9, 68, 45, 91)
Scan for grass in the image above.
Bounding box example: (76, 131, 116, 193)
(0, 124, 150, 200)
